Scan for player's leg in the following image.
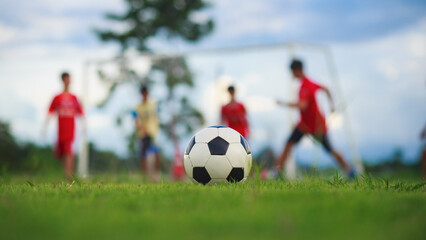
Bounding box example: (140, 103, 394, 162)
(63, 154, 74, 178)
(141, 159, 147, 174)
(146, 136, 161, 181)
(319, 134, 354, 177)
(153, 149, 161, 182)
(144, 136, 156, 171)
(62, 141, 74, 178)
(54, 142, 62, 160)
(275, 142, 295, 171)
(140, 137, 149, 174)
(55, 142, 66, 176)
(275, 128, 304, 171)
(153, 148, 160, 173)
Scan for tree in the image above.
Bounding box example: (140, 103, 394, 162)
(0, 120, 60, 173)
(95, 0, 214, 161)
(96, 0, 214, 51)
(0, 120, 22, 170)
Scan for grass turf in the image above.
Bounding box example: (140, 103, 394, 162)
(0, 174, 425, 240)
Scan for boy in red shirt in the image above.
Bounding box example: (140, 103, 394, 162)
(275, 59, 355, 178)
(44, 72, 84, 177)
(221, 86, 250, 139)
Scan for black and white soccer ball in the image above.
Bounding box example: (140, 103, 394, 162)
(184, 126, 252, 185)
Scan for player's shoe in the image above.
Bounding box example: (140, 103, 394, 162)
(347, 169, 356, 179)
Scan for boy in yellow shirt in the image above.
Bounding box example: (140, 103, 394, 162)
(134, 85, 160, 180)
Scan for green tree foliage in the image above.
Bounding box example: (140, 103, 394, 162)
(0, 121, 23, 170)
(96, 0, 214, 51)
(89, 143, 128, 173)
(0, 120, 130, 174)
(149, 57, 204, 139)
(0, 120, 60, 173)
(95, 0, 213, 158)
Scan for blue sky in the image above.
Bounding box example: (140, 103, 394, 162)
(1, 0, 425, 47)
(0, 0, 425, 167)
(201, 0, 426, 45)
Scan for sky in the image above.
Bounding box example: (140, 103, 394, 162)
(0, 0, 425, 167)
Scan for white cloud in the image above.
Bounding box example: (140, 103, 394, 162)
(407, 33, 426, 57)
(0, 0, 124, 47)
(36, 0, 122, 10)
(210, 0, 296, 38)
(376, 59, 400, 81)
(0, 22, 17, 43)
(330, 19, 426, 160)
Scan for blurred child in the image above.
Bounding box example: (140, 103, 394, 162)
(274, 59, 355, 179)
(221, 85, 250, 139)
(134, 85, 161, 181)
(44, 72, 84, 177)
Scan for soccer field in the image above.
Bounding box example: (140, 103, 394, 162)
(0, 175, 425, 240)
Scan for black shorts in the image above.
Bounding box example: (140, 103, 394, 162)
(287, 128, 333, 153)
(139, 136, 158, 159)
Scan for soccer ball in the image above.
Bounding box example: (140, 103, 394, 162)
(184, 126, 252, 185)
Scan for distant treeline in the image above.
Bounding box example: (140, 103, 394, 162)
(0, 120, 132, 174)
(0, 120, 422, 176)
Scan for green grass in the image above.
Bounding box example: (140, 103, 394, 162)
(0, 174, 425, 240)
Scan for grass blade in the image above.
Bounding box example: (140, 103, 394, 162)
(409, 182, 425, 191)
(26, 180, 34, 187)
(71, 174, 81, 186)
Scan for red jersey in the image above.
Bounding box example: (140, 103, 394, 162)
(48, 92, 83, 141)
(221, 102, 249, 138)
(297, 77, 327, 134)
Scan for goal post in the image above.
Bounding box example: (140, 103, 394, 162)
(77, 61, 90, 178)
(78, 42, 364, 178)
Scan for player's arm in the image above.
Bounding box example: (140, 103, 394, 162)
(75, 97, 86, 134)
(131, 110, 140, 128)
(319, 86, 336, 112)
(41, 97, 57, 141)
(276, 100, 308, 110)
(41, 114, 54, 141)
